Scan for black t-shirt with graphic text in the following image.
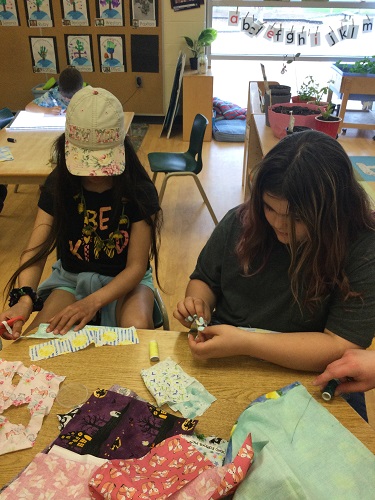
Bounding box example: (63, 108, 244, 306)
(38, 173, 159, 277)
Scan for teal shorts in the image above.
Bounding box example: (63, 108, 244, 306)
(56, 266, 154, 295)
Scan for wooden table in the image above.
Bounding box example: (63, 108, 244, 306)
(1, 329, 375, 488)
(244, 113, 375, 198)
(0, 112, 134, 185)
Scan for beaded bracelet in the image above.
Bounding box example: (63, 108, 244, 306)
(9, 287, 44, 312)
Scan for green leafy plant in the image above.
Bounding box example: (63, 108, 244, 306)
(297, 76, 333, 104)
(335, 56, 375, 74)
(318, 103, 337, 120)
(183, 28, 217, 59)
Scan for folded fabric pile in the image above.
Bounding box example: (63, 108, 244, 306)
(213, 97, 247, 120)
(1, 384, 254, 499)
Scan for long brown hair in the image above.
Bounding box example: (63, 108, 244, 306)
(5, 134, 163, 296)
(236, 130, 375, 310)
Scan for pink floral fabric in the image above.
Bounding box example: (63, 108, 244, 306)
(0, 359, 65, 455)
(89, 434, 253, 499)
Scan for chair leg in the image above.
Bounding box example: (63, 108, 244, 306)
(152, 172, 158, 183)
(192, 176, 218, 225)
(14, 184, 19, 193)
(158, 174, 170, 204)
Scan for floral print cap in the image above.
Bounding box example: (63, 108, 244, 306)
(65, 86, 126, 176)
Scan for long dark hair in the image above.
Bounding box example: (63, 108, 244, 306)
(6, 134, 163, 295)
(236, 130, 375, 309)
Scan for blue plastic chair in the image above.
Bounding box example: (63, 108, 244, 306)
(0, 107, 13, 130)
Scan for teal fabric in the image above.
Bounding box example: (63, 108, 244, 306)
(227, 383, 375, 499)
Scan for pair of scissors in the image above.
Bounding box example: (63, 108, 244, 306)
(0, 316, 25, 337)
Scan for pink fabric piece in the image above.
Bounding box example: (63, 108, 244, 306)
(170, 434, 254, 500)
(0, 359, 65, 455)
(1, 451, 98, 499)
(89, 434, 254, 500)
(89, 435, 214, 499)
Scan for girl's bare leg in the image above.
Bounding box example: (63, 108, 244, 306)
(24, 289, 76, 334)
(116, 284, 154, 329)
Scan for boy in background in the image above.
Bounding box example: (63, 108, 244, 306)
(26, 67, 83, 115)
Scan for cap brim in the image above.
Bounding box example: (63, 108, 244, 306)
(65, 140, 125, 176)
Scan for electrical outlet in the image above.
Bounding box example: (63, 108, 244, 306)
(136, 76, 142, 88)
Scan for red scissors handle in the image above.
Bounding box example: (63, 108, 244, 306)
(0, 316, 25, 337)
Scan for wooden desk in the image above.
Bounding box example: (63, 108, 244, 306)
(0, 112, 134, 185)
(1, 329, 375, 488)
(244, 114, 375, 198)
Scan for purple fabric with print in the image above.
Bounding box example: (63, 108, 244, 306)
(51, 389, 198, 460)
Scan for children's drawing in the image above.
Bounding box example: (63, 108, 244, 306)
(65, 35, 94, 72)
(62, 0, 89, 26)
(29, 36, 58, 73)
(95, 0, 124, 26)
(25, 0, 53, 27)
(98, 35, 125, 72)
(131, 0, 156, 27)
(0, 0, 20, 26)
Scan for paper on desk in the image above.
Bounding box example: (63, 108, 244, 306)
(0, 147, 14, 162)
(29, 325, 139, 361)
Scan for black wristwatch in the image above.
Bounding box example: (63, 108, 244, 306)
(9, 287, 44, 312)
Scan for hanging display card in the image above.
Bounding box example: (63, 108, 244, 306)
(0, 0, 19, 26)
(98, 35, 126, 73)
(95, 0, 124, 27)
(25, 0, 54, 28)
(61, 0, 89, 26)
(65, 34, 94, 72)
(29, 36, 58, 74)
(131, 0, 156, 28)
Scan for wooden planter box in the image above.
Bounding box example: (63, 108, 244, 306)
(329, 64, 375, 133)
(330, 64, 375, 101)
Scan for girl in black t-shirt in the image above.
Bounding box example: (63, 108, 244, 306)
(1, 87, 162, 339)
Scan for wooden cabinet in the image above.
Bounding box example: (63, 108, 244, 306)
(182, 70, 213, 142)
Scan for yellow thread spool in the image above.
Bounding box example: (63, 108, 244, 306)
(149, 340, 159, 362)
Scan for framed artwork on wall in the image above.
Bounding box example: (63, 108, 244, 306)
(65, 34, 94, 72)
(170, 0, 200, 12)
(98, 35, 126, 73)
(95, 0, 124, 27)
(61, 0, 90, 26)
(25, 0, 54, 27)
(29, 36, 58, 73)
(131, 0, 157, 28)
(0, 0, 20, 26)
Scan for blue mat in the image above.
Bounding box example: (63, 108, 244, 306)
(350, 156, 375, 182)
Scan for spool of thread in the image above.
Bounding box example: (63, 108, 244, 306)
(149, 340, 159, 362)
(7, 138, 16, 143)
(321, 379, 340, 401)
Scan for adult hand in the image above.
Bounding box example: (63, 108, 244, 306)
(0, 306, 29, 340)
(188, 324, 248, 360)
(47, 297, 99, 335)
(312, 349, 375, 394)
(173, 296, 211, 329)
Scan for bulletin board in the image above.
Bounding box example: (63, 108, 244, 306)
(0, 0, 163, 115)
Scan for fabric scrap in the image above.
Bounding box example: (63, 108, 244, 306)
(141, 357, 216, 418)
(226, 382, 375, 499)
(183, 435, 228, 467)
(51, 389, 198, 460)
(88, 434, 253, 500)
(0, 449, 101, 499)
(0, 359, 65, 455)
(29, 325, 139, 361)
(213, 97, 247, 120)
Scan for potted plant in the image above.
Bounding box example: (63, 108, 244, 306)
(268, 102, 323, 138)
(334, 56, 375, 75)
(314, 103, 342, 138)
(183, 28, 217, 71)
(292, 76, 332, 104)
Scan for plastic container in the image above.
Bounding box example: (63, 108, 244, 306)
(264, 85, 291, 126)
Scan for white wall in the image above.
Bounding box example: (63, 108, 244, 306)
(162, 0, 205, 113)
